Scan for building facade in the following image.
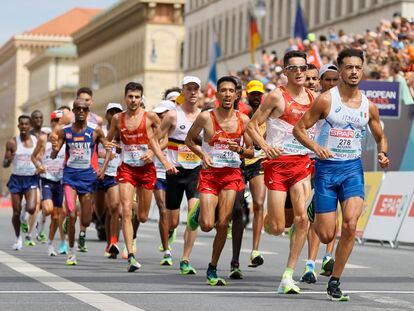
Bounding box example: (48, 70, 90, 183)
(184, 0, 414, 82)
(73, 0, 185, 115)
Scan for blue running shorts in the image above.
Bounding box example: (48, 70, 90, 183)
(155, 178, 167, 191)
(7, 174, 39, 194)
(96, 175, 118, 191)
(63, 167, 96, 194)
(41, 178, 63, 207)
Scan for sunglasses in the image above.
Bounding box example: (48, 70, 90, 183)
(73, 107, 90, 112)
(285, 65, 308, 72)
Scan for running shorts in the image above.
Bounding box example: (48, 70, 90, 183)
(198, 167, 244, 196)
(116, 162, 156, 190)
(7, 174, 39, 194)
(96, 175, 118, 191)
(313, 158, 364, 214)
(155, 178, 167, 191)
(63, 167, 96, 194)
(263, 155, 311, 191)
(166, 166, 200, 210)
(41, 178, 63, 207)
(242, 159, 264, 183)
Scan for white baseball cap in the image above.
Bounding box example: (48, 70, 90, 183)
(166, 91, 180, 101)
(106, 102, 123, 112)
(182, 76, 201, 87)
(152, 100, 176, 114)
(319, 64, 338, 78)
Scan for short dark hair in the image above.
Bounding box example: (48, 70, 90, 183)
(30, 110, 42, 117)
(216, 76, 238, 90)
(283, 50, 307, 67)
(57, 105, 71, 111)
(18, 115, 31, 123)
(337, 48, 364, 66)
(124, 82, 143, 96)
(76, 87, 93, 97)
(307, 63, 318, 71)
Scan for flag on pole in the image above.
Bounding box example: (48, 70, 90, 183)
(249, 11, 261, 64)
(293, 1, 308, 40)
(308, 44, 322, 68)
(206, 25, 221, 99)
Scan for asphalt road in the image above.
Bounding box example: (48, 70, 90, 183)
(0, 207, 414, 311)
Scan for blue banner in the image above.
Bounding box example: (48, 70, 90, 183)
(360, 80, 400, 118)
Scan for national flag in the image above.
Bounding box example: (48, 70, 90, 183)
(293, 0, 308, 40)
(249, 10, 261, 64)
(206, 24, 221, 99)
(307, 44, 322, 69)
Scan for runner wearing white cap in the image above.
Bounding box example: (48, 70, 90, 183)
(157, 76, 202, 275)
(319, 64, 339, 93)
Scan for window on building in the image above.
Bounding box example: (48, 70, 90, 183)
(206, 22, 210, 64)
(189, 29, 194, 68)
(239, 9, 244, 51)
(335, 0, 342, 17)
(314, 0, 320, 25)
(304, 0, 311, 26)
(359, 0, 366, 9)
(347, 0, 353, 14)
(277, 0, 283, 37)
(325, 0, 331, 21)
(225, 14, 229, 56)
(231, 13, 236, 54)
(200, 24, 205, 65)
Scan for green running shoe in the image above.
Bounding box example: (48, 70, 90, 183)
(187, 201, 200, 231)
(66, 254, 77, 266)
(127, 257, 141, 272)
(229, 262, 243, 279)
(180, 259, 197, 275)
(24, 236, 36, 247)
(248, 250, 264, 268)
(207, 265, 226, 286)
(288, 224, 295, 240)
(160, 253, 173, 266)
(37, 231, 47, 244)
(327, 279, 350, 301)
(20, 222, 28, 234)
(227, 221, 232, 240)
(307, 201, 315, 223)
(77, 233, 88, 253)
(277, 277, 300, 294)
(320, 255, 335, 276)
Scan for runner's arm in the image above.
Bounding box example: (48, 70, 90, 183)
(368, 102, 389, 168)
(293, 93, 333, 160)
(229, 114, 254, 158)
(31, 134, 47, 173)
(51, 128, 65, 159)
(3, 138, 16, 168)
(185, 111, 208, 160)
(157, 110, 176, 141)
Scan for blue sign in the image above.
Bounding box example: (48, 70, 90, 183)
(360, 80, 400, 118)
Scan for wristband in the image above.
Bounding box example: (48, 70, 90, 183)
(237, 147, 244, 155)
(379, 151, 388, 157)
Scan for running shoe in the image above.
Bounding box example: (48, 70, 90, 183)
(277, 277, 301, 294)
(127, 257, 141, 272)
(36, 231, 47, 244)
(24, 236, 36, 247)
(229, 262, 243, 279)
(288, 224, 295, 240)
(180, 259, 197, 275)
(77, 233, 88, 253)
(160, 253, 173, 266)
(58, 241, 68, 255)
(63, 216, 69, 234)
(48, 245, 57, 257)
(109, 243, 120, 255)
(227, 221, 232, 240)
(66, 254, 77, 266)
(168, 228, 177, 245)
(320, 255, 335, 277)
(206, 265, 226, 286)
(187, 201, 200, 231)
(307, 201, 315, 223)
(104, 245, 110, 258)
(121, 244, 128, 259)
(327, 279, 350, 301)
(300, 264, 317, 284)
(158, 244, 172, 252)
(248, 250, 264, 268)
(20, 222, 28, 234)
(12, 237, 23, 250)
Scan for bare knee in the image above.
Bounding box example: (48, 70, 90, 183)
(253, 202, 264, 214)
(199, 219, 214, 232)
(342, 220, 357, 238)
(267, 221, 285, 236)
(318, 229, 336, 244)
(293, 213, 309, 230)
(138, 214, 148, 223)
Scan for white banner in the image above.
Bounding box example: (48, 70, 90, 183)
(396, 192, 414, 243)
(363, 172, 414, 242)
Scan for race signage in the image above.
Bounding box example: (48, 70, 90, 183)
(360, 80, 400, 118)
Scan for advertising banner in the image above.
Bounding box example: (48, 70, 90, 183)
(360, 80, 400, 118)
(363, 172, 414, 242)
(396, 193, 414, 243)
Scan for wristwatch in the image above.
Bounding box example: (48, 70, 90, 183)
(237, 147, 244, 155)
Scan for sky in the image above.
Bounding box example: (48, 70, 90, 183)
(0, 0, 119, 46)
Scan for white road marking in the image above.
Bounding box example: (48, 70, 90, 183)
(0, 290, 414, 295)
(173, 239, 207, 246)
(240, 248, 278, 255)
(0, 250, 145, 311)
(360, 294, 414, 309)
(309, 259, 369, 269)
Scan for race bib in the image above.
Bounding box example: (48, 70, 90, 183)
(282, 132, 307, 155)
(327, 128, 361, 160)
(122, 144, 148, 167)
(212, 142, 240, 168)
(177, 144, 200, 169)
(15, 154, 37, 175)
(67, 147, 91, 169)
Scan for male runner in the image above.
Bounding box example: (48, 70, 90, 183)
(51, 98, 108, 265)
(186, 76, 253, 286)
(246, 51, 315, 294)
(157, 76, 202, 275)
(95, 103, 123, 258)
(305, 63, 320, 92)
(31, 110, 66, 256)
(301, 63, 340, 284)
(3, 115, 38, 250)
(152, 100, 177, 265)
(293, 48, 389, 301)
(102, 82, 176, 272)
(243, 80, 267, 268)
(75, 87, 103, 126)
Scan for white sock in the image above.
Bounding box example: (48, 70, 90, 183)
(164, 250, 171, 256)
(306, 260, 315, 269)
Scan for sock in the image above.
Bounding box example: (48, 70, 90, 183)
(37, 213, 46, 234)
(324, 253, 332, 259)
(306, 260, 315, 269)
(282, 267, 294, 280)
(164, 250, 171, 256)
(128, 253, 134, 260)
(79, 231, 86, 238)
(329, 276, 339, 284)
(208, 263, 217, 270)
(69, 247, 74, 255)
(110, 236, 117, 245)
(47, 240, 52, 246)
(231, 260, 239, 268)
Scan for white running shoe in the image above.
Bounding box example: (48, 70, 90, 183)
(277, 277, 301, 294)
(48, 245, 57, 257)
(12, 236, 23, 250)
